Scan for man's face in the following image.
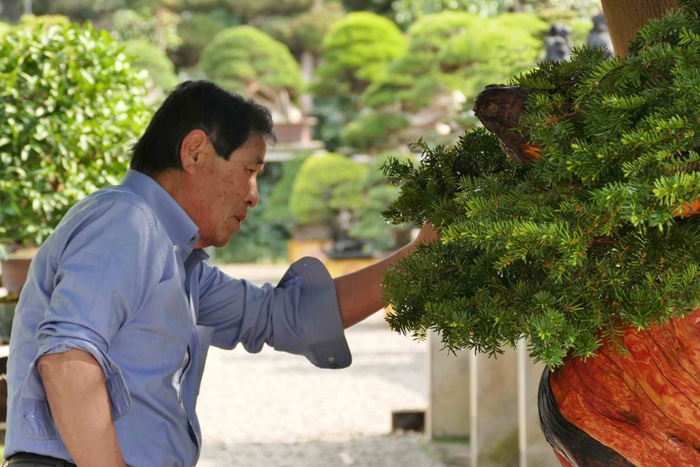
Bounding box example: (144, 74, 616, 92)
(191, 133, 266, 249)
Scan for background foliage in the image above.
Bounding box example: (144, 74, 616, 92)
(315, 11, 408, 97)
(290, 153, 368, 227)
(199, 25, 303, 100)
(0, 22, 150, 247)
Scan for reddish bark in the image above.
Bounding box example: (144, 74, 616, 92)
(549, 308, 700, 465)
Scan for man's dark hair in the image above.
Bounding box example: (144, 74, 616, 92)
(130, 80, 275, 175)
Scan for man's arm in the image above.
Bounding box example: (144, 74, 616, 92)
(334, 223, 440, 328)
(38, 349, 126, 467)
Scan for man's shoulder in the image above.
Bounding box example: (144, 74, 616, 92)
(59, 186, 160, 236)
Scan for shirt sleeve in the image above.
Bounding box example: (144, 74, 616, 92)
(195, 257, 352, 369)
(21, 198, 166, 428)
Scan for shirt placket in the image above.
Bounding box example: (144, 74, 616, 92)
(181, 259, 204, 463)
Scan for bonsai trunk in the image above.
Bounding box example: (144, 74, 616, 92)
(601, 0, 678, 57)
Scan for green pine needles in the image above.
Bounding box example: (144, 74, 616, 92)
(381, 0, 700, 367)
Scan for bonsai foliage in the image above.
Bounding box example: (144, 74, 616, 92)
(350, 11, 545, 153)
(0, 22, 150, 247)
(123, 39, 179, 91)
(104, 7, 182, 52)
(381, 0, 700, 367)
(173, 10, 238, 69)
(315, 12, 408, 97)
(32, 0, 126, 22)
(253, 2, 344, 57)
(340, 111, 411, 152)
(289, 153, 368, 226)
(199, 26, 303, 99)
(363, 11, 547, 112)
(391, 0, 600, 28)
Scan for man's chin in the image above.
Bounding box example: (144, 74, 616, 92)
(213, 234, 235, 248)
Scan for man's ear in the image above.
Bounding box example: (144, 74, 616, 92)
(180, 129, 208, 174)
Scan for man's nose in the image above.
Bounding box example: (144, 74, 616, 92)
(246, 180, 259, 208)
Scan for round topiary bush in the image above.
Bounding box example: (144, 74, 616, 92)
(289, 153, 368, 227)
(198, 25, 303, 100)
(363, 11, 547, 111)
(0, 22, 150, 248)
(315, 11, 408, 97)
(124, 39, 179, 91)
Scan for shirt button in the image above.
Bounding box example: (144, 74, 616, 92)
(173, 245, 180, 251)
(328, 357, 335, 363)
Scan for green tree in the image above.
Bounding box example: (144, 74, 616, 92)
(199, 26, 303, 102)
(341, 0, 393, 15)
(123, 39, 179, 91)
(253, 2, 343, 58)
(340, 110, 410, 151)
(173, 10, 238, 69)
(289, 153, 368, 238)
(164, 0, 313, 19)
(348, 11, 545, 153)
(103, 7, 182, 52)
(348, 152, 414, 251)
(364, 11, 547, 111)
(0, 22, 150, 247)
(315, 11, 408, 97)
(391, 0, 601, 28)
(263, 152, 312, 227)
(224, 0, 314, 23)
(32, 0, 125, 22)
(163, 0, 231, 12)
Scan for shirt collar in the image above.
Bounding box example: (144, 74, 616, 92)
(120, 170, 201, 260)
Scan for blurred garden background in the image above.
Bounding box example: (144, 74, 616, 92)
(0, 0, 607, 267)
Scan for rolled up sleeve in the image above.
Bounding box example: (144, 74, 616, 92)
(19, 199, 165, 438)
(196, 257, 352, 369)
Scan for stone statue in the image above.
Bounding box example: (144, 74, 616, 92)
(544, 22, 573, 63)
(587, 12, 614, 57)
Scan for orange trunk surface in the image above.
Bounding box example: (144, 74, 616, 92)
(549, 308, 700, 466)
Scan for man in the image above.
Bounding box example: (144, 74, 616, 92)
(4, 80, 439, 466)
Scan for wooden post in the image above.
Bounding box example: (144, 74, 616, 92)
(601, 0, 678, 56)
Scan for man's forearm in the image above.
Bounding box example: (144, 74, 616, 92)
(334, 223, 440, 328)
(38, 349, 126, 467)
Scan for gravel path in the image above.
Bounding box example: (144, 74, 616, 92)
(195, 264, 446, 467)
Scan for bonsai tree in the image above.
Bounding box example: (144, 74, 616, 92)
(123, 39, 179, 93)
(390, 0, 601, 28)
(352, 11, 547, 152)
(198, 26, 304, 122)
(0, 21, 150, 250)
(102, 7, 182, 53)
(252, 3, 343, 59)
(315, 12, 408, 98)
(289, 153, 368, 243)
(381, 0, 700, 464)
(172, 10, 238, 69)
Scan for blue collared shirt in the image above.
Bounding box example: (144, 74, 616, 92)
(5, 170, 351, 466)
